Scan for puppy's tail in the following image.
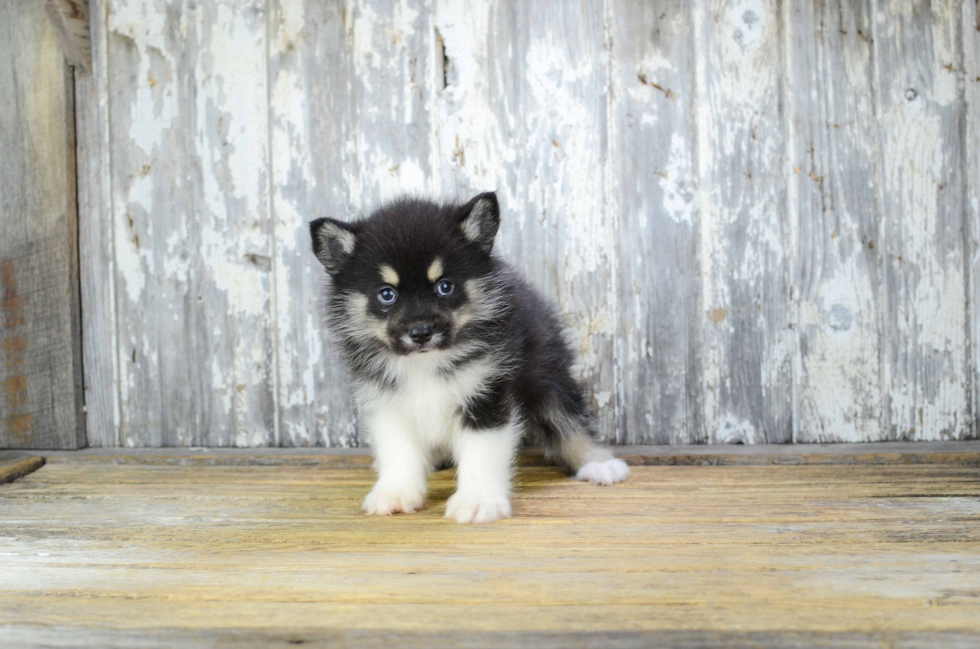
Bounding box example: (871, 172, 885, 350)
(538, 404, 630, 486)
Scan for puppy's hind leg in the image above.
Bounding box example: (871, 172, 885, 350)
(542, 406, 630, 486)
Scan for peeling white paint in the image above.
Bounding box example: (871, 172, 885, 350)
(83, 0, 976, 448)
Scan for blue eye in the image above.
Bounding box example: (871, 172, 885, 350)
(436, 280, 454, 297)
(378, 287, 397, 304)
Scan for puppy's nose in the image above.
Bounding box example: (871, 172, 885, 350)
(409, 324, 433, 344)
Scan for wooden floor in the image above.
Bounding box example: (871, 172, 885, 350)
(1, 445, 980, 647)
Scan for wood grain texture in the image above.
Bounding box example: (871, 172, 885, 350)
(874, 0, 969, 441)
(694, 0, 793, 443)
(106, 0, 276, 447)
(3, 628, 980, 649)
(76, 0, 119, 447)
(610, 1, 702, 444)
(346, 0, 437, 206)
(34, 440, 980, 467)
(785, 1, 883, 442)
(268, 0, 358, 447)
(0, 0, 85, 450)
(1, 459, 980, 643)
(0, 454, 45, 484)
(75, 0, 980, 446)
(964, 1, 980, 443)
(44, 0, 92, 76)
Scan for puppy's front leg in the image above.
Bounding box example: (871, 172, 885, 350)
(445, 422, 520, 524)
(362, 411, 429, 515)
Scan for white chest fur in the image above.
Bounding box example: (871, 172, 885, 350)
(357, 353, 498, 449)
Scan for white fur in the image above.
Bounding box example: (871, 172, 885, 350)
(445, 422, 520, 524)
(356, 322, 625, 521)
(575, 458, 630, 486)
(361, 408, 430, 515)
(358, 353, 513, 521)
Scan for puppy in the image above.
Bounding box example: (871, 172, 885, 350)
(310, 193, 629, 523)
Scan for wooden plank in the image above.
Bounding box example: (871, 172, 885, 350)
(785, 2, 883, 442)
(965, 0, 980, 439)
(3, 627, 980, 649)
(345, 0, 437, 207)
(44, 0, 92, 76)
(33, 440, 980, 467)
(874, 0, 970, 440)
(0, 0, 85, 450)
(609, 1, 702, 444)
(0, 454, 45, 484)
(693, 0, 793, 443)
(1, 461, 980, 641)
(433, 0, 616, 441)
(268, 0, 358, 447)
(76, 0, 119, 447)
(106, 0, 275, 446)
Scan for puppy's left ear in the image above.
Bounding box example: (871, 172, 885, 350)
(458, 192, 500, 253)
(310, 218, 357, 275)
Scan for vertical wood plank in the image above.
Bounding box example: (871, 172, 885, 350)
(965, 0, 979, 439)
(609, 1, 703, 444)
(77, 0, 120, 447)
(107, 0, 275, 446)
(346, 0, 437, 207)
(433, 0, 617, 440)
(269, 0, 358, 446)
(693, 0, 793, 443)
(785, 1, 884, 442)
(874, 0, 970, 440)
(0, 0, 85, 449)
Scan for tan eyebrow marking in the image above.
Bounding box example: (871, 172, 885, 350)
(379, 264, 399, 286)
(427, 257, 444, 283)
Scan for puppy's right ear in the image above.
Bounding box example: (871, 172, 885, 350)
(310, 218, 357, 275)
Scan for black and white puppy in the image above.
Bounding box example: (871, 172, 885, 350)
(310, 193, 629, 523)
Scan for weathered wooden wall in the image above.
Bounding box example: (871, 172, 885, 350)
(78, 0, 980, 447)
(0, 0, 85, 449)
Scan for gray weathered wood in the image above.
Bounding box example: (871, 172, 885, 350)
(44, 0, 92, 76)
(964, 1, 979, 439)
(76, 0, 119, 447)
(874, 0, 970, 440)
(106, 0, 275, 446)
(0, 0, 85, 450)
(74, 0, 980, 447)
(786, 1, 883, 442)
(269, 0, 358, 446)
(346, 0, 437, 207)
(693, 0, 793, 443)
(610, 1, 702, 444)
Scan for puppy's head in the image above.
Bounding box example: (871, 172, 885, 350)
(310, 193, 501, 356)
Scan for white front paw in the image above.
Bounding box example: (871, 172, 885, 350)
(362, 481, 427, 515)
(444, 490, 512, 524)
(575, 458, 630, 486)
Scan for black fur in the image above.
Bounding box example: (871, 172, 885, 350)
(310, 193, 601, 469)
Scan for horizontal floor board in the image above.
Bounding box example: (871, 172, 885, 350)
(1, 458, 979, 646)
